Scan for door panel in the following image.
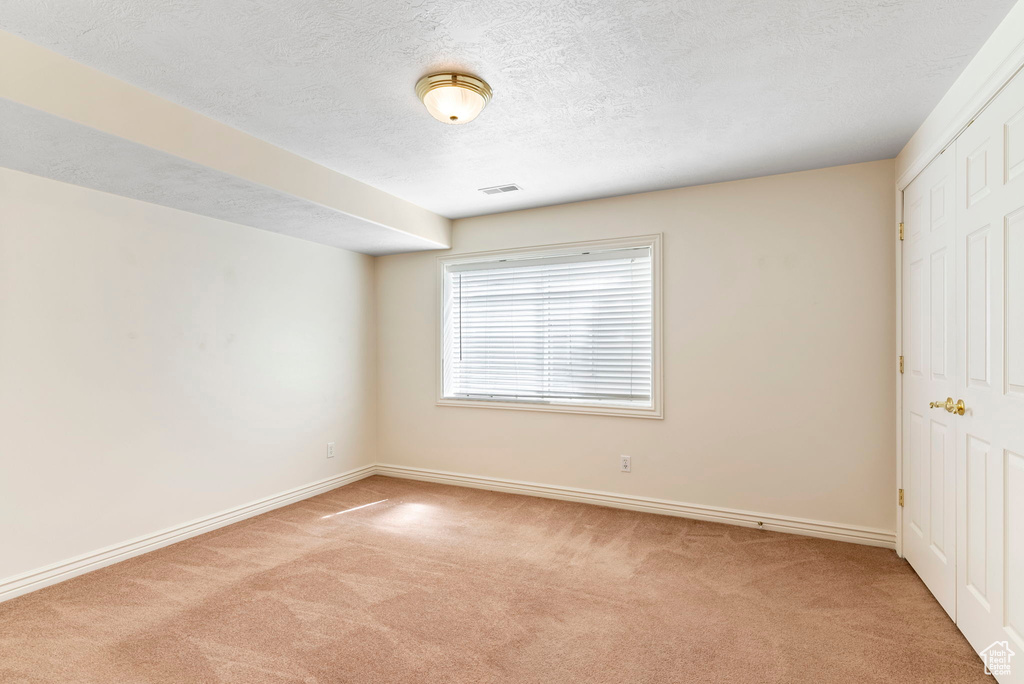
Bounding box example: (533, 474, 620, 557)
(931, 248, 950, 381)
(909, 411, 922, 534)
(954, 67, 1024, 683)
(966, 226, 991, 388)
(1007, 450, 1024, 640)
(903, 148, 958, 618)
(1008, 212, 1024, 396)
(929, 419, 950, 557)
(964, 435, 989, 605)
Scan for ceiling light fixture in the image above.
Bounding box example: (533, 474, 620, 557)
(415, 72, 492, 125)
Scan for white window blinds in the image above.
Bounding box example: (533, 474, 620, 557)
(442, 246, 653, 408)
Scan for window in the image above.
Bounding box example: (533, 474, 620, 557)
(438, 235, 661, 418)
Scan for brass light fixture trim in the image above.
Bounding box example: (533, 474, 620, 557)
(415, 72, 492, 125)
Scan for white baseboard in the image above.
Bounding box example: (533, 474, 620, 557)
(374, 463, 897, 549)
(0, 464, 376, 603)
(1, 461, 896, 604)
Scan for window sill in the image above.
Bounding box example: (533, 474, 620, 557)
(436, 396, 663, 419)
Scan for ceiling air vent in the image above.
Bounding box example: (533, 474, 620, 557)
(479, 184, 523, 195)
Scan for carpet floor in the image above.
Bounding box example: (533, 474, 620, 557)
(0, 476, 990, 683)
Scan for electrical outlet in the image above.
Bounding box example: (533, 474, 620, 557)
(327, 442, 336, 459)
(620, 455, 631, 472)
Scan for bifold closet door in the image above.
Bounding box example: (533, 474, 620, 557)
(902, 147, 958, 619)
(954, 67, 1024, 682)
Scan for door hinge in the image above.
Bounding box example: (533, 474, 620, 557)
(899, 489, 904, 507)
(899, 355, 904, 374)
(899, 222, 904, 241)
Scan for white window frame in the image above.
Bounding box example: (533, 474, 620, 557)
(435, 234, 663, 419)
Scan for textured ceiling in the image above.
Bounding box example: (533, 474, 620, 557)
(0, 0, 1017, 219)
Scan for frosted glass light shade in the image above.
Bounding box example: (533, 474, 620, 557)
(415, 73, 492, 125)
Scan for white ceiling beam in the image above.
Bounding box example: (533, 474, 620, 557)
(0, 30, 451, 253)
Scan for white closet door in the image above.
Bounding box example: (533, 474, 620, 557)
(903, 148, 958, 618)
(954, 68, 1024, 683)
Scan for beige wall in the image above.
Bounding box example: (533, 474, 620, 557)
(0, 157, 897, 585)
(0, 168, 377, 580)
(377, 159, 897, 532)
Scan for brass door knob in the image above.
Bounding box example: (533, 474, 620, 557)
(929, 397, 966, 415)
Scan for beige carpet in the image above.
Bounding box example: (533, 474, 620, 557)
(0, 476, 990, 683)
